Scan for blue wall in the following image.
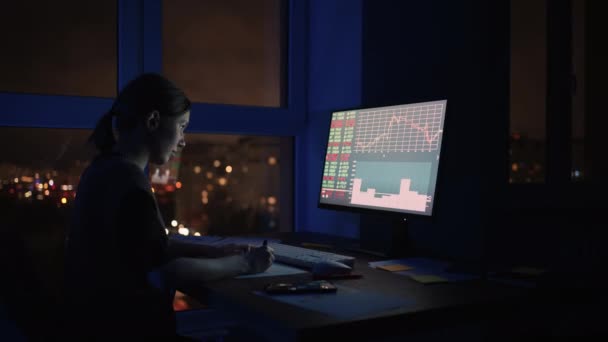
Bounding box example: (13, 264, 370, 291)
(295, 0, 363, 239)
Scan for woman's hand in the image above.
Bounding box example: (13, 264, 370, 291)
(244, 244, 275, 274)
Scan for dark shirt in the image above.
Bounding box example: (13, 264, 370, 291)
(64, 151, 176, 339)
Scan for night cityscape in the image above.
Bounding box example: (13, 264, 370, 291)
(0, 129, 284, 237)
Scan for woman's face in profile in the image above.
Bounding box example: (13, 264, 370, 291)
(149, 110, 190, 165)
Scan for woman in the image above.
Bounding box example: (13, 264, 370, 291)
(64, 73, 274, 340)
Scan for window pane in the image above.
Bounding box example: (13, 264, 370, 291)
(151, 133, 290, 237)
(0, 1, 117, 97)
(163, 0, 285, 107)
(510, 0, 547, 183)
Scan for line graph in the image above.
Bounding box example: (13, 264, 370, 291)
(354, 102, 445, 153)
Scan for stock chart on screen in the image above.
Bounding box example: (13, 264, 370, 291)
(319, 100, 447, 216)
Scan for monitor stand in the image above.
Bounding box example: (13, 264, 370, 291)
(358, 213, 409, 258)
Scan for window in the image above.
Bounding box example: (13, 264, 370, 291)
(163, 0, 286, 107)
(509, 0, 546, 183)
(0, 127, 291, 311)
(0, 1, 117, 97)
(0, 128, 291, 241)
(510, 0, 590, 185)
(151, 133, 292, 236)
(0, 1, 303, 312)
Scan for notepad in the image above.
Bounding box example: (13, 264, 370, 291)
(377, 264, 412, 272)
(370, 257, 480, 283)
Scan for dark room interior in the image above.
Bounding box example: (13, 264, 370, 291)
(1, 0, 607, 340)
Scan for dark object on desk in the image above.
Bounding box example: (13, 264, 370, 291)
(311, 260, 352, 277)
(312, 273, 363, 281)
(264, 280, 337, 294)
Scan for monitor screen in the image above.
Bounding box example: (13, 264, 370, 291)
(318, 100, 447, 216)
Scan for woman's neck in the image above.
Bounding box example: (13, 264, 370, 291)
(112, 137, 150, 171)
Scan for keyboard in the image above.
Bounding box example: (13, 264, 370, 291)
(269, 243, 355, 269)
(171, 235, 356, 269)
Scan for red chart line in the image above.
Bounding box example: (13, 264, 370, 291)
(356, 114, 442, 150)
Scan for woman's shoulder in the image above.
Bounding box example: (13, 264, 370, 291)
(83, 153, 150, 191)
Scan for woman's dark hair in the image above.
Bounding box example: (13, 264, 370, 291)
(89, 73, 191, 152)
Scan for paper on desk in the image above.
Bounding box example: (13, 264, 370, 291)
(369, 257, 480, 283)
(408, 274, 449, 284)
(235, 262, 308, 279)
(403, 270, 479, 283)
(254, 285, 413, 320)
(369, 257, 448, 270)
(377, 264, 412, 272)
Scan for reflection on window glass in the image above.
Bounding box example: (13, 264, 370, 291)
(510, 0, 546, 183)
(0, 1, 117, 97)
(151, 133, 286, 237)
(163, 0, 285, 107)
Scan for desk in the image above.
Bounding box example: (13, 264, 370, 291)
(182, 235, 536, 341)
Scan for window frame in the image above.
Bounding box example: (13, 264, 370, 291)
(0, 0, 306, 133)
(0, 0, 303, 231)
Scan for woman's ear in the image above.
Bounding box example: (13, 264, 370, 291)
(145, 110, 161, 131)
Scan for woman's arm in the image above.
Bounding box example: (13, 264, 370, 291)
(161, 244, 274, 291)
(166, 236, 249, 259)
(162, 255, 249, 285)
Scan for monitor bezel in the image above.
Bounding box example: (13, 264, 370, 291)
(316, 100, 448, 219)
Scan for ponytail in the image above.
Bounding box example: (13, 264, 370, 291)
(88, 111, 117, 153)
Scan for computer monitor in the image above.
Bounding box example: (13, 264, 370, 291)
(318, 100, 447, 217)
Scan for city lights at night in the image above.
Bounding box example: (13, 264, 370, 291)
(0, 128, 285, 250)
